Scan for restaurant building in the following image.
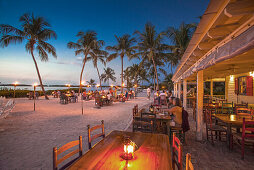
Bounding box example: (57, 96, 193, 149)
(172, 0, 254, 140)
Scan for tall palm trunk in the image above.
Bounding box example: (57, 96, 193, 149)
(96, 66, 102, 90)
(121, 53, 124, 93)
(31, 51, 49, 100)
(153, 73, 156, 91)
(151, 56, 159, 90)
(79, 54, 88, 95)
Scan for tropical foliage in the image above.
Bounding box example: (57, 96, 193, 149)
(166, 22, 196, 71)
(86, 79, 96, 86)
(106, 34, 135, 92)
(0, 13, 57, 99)
(87, 41, 107, 90)
(1, 13, 198, 92)
(134, 23, 170, 90)
(67, 31, 103, 94)
(101, 67, 116, 85)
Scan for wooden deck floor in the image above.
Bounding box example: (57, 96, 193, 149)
(127, 108, 254, 170)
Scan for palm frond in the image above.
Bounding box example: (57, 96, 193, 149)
(0, 35, 24, 47)
(36, 45, 48, 61)
(67, 42, 81, 49)
(106, 53, 118, 62)
(38, 41, 57, 58)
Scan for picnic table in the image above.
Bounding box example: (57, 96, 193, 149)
(213, 114, 254, 148)
(68, 130, 172, 170)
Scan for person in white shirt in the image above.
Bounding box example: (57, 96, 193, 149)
(147, 87, 151, 100)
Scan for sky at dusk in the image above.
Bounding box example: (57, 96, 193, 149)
(0, 0, 209, 85)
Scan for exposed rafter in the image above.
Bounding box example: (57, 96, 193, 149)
(225, 0, 254, 17)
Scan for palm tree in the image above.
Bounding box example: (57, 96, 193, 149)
(134, 23, 169, 90)
(0, 13, 57, 99)
(86, 79, 96, 86)
(67, 31, 103, 95)
(101, 67, 116, 85)
(106, 34, 136, 93)
(166, 22, 196, 69)
(87, 42, 107, 90)
(163, 73, 174, 90)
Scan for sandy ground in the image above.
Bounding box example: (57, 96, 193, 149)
(0, 93, 151, 169)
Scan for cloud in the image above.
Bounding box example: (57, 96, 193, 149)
(76, 56, 83, 61)
(51, 60, 81, 66)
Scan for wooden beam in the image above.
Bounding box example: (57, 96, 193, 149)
(178, 82, 181, 99)
(225, 0, 254, 17)
(196, 70, 204, 141)
(193, 49, 207, 57)
(183, 80, 187, 109)
(198, 41, 216, 50)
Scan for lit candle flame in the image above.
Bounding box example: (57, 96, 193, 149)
(124, 144, 134, 154)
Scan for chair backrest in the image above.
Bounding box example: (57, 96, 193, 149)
(87, 120, 105, 149)
(236, 108, 253, 116)
(133, 105, 139, 117)
(172, 133, 183, 170)
(141, 112, 156, 119)
(204, 109, 213, 128)
(222, 102, 233, 114)
(242, 118, 254, 140)
(152, 104, 162, 113)
(186, 153, 194, 170)
(235, 103, 248, 109)
(53, 136, 82, 170)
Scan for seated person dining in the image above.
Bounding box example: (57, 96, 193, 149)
(164, 98, 182, 127)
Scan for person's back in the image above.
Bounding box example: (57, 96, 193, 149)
(165, 98, 182, 126)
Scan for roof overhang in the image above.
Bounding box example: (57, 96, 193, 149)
(172, 0, 254, 82)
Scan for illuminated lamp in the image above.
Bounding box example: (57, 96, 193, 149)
(121, 136, 137, 160)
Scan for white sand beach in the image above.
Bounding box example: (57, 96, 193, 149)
(0, 94, 151, 169)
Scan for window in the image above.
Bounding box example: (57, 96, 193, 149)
(238, 76, 247, 95)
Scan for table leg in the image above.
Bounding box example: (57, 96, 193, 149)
(227, 123, 231, 149)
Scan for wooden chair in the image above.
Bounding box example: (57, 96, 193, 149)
(140, 112, 156, 133)
(205, 109, 227, 145)
(221, 102, 234, 114)
(192, 100, 196, 121)
(132, 112, 155, 133)
(172, 133, 183, 170)
(87, 120, 105, 149)
(231, 118, 254, 159)
(234, 103, 248, 113)
(186, 153, 194, 170)
(53, 136, 82, 170)
(236, 108, 253, 116)
(152, 104, 162, 113)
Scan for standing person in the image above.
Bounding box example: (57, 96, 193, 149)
(147, 87, 151, 100)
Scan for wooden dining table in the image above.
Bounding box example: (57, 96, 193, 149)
(213, 114, 254, 148)
(68, 130, 172, 170)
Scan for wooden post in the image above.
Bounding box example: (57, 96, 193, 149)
(173, 83, 176, 97)
(210, 79, 213, 99)
(196, 70, 204, 141)
(183, 79, 187, 109)
(178, 82, 181, 99)
(53, 147, 57, 170)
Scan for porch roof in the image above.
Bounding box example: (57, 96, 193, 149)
(172, 0, 254, 82)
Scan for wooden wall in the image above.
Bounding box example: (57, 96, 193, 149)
(226, 73, 254, 104)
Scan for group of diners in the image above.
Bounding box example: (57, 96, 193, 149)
(133, 95, 190, 144)
(53, 87, 137, 106)
(52, 90, 78, 104)
(27, 91, 39, 100)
